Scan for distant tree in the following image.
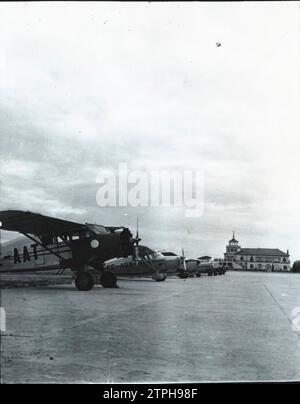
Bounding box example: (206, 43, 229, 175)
(292, 261, 300, 273)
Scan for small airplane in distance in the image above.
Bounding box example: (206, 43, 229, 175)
(0, 210, 161, 291)
(159, 250, 226, 278)
(104, 247, 168, 282)
(216, 42, 222, 47)
(106, 248, 194, 282)
(158, 250, 199, 278)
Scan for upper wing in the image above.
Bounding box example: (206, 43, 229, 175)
(0, 210, 86, 236)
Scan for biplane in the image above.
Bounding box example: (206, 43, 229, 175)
(0, 210, 164, 291)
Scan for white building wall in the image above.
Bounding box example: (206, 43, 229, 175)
(232, 254, 290, 271)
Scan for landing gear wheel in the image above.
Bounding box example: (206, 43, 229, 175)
(75, 272, 94, 291)
(177, 270, 189, 279)
(196, 272, 201, 277)
(155, 273, 167, 282)
(214, 271, 218, 276)
(100, 271, 118, 288)
(208, 271, 213, 276)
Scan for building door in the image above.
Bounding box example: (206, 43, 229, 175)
(265, 264, 271, 272)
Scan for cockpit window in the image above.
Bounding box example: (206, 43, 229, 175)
(86, 224, 110, 235)
(161, 251, 177, 256)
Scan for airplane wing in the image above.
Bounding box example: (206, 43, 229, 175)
(0, 210, 86, 236)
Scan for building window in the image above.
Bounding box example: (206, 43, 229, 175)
(250, 256, 254, 262)
(283, 266, 287, 270)
(250, 264, 254, 269)
(283, 257, 286, 262)
(240, 256, 244, 261)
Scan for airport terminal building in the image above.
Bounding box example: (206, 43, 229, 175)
(224, 234, 291, 271)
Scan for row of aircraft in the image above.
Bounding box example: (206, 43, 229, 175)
(0, 210, 225, 291)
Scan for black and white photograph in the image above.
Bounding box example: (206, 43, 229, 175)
(0, 1, 300, 386)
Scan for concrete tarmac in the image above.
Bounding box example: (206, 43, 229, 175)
(1, 271, 300, 383)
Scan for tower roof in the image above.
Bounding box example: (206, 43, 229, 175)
(229, 231, 238, 243)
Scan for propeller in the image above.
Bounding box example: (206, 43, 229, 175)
(132, 219, 161, 275)
(133, 217, 141, 265)
(131, 219, 164, 280)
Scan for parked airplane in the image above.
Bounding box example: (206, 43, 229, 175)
(158, 251, 182, 274)
(195, 260, 225, 276)
(0, 210, 161, 291)
(157, 249, 195, 278)
(104, 247, 167, 281)
(159, 250, 226, 277)
(105, 248, 187, 281)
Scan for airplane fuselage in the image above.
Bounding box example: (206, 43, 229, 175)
(105, 249, 166, 279)
(0, 236, 71, 273)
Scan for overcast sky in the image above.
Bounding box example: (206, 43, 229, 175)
(0, 2, 299, 260)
